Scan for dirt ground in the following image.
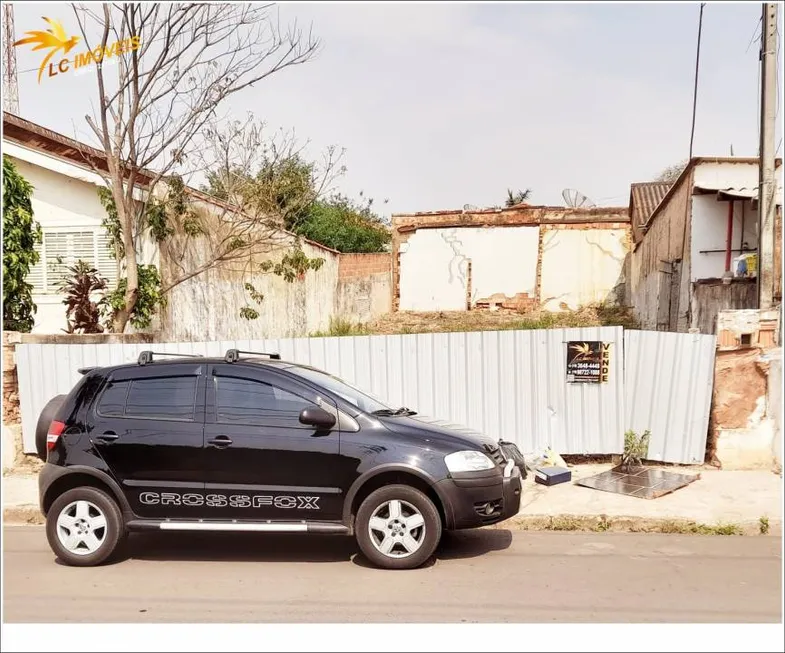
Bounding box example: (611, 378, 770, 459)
(363, 304, 638, 336)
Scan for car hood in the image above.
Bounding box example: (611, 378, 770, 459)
(378, 414, 499, 452)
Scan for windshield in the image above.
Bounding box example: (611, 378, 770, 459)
(287, 365, 393, 414)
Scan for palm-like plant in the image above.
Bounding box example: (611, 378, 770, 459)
(59, 260, 108, 334)
(505, 188, 532, 207)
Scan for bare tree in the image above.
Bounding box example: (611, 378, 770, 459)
(159, 113, 344, 298)
(655, 160, 688, 184)
(72, 3, 319, 332)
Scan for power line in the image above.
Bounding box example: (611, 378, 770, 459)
(689, 3, 706, 160)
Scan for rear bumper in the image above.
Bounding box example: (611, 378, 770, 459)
(436, 462, 522, 530)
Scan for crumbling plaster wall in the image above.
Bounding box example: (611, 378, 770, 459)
(711, 346, 782, 471)
(161, 236, 340, 341)
(397, 225, 540, 311)
(392, 206, 630, 313)
(539, 224, 629, 311)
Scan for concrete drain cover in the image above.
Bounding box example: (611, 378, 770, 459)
(575, 466, 700, 499)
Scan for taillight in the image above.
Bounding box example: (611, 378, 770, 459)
(47, 420, 66, 451)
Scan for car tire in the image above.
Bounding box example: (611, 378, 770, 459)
(355, 484, 442, 570)
(35, 394, 67, 461)
(46, 486, 125, 567)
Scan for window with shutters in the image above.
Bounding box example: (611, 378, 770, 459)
(27, 229, 119, 294)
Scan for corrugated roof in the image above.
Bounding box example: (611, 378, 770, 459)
(629, 182, 671, 226)
(696, 183, 783, 204)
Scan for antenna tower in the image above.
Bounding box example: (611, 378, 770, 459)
(3, 4, 19, 114)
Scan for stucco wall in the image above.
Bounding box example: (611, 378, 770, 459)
(398, 226, 540, 311)
(711, 346, 782, 471)
(691, 195, 758, 281)
(540, 226, 628, 311)
(160, 236, 339, 341)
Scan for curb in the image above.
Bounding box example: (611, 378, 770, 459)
(5, 506, 782, 536)
(4, 505, 43, 525)
(490, 514, 783, 536)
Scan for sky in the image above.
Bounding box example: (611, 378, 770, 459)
(8, 2, 784, 217)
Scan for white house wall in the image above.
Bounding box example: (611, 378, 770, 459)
(540, 228, 628, 311)
(6, 151, 157, 334)
(692, 161, 761, 191)
(398, 226, 540, 311)
(690, 195, 758, 281)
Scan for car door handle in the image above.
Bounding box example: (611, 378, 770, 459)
(95, 432, 119, 442)
(207, 436, 233, 448)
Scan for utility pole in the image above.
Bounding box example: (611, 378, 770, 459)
(758, 2, 778, 310)
(2, 4, 19, 114)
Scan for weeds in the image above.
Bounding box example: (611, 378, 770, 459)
(310, 317, 370, 338)
(621, 429, 651, 471)
(759, 516, 770, 535)
(548, 516, 582, 531)
(363, 303, 639, 336)
(514, 516, 748, 536)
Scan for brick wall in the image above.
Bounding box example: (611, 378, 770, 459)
(338, 253, 392, 280)
(2, 331, 21, 425)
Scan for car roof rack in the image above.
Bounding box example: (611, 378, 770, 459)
(224, 348, 281, 363)
(137, 351, 204, 366)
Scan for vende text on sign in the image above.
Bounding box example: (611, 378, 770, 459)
(565, 341, 611, 384)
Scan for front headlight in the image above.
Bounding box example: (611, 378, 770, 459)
(444, 450, 495, 473)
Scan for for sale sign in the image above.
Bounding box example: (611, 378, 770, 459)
(566, 341, 610, 384)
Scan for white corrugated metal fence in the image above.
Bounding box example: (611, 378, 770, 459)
(14, 327, 715, 463)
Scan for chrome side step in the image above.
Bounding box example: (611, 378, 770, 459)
(160, 522, 306, 532)
(127, 520, 349, 535)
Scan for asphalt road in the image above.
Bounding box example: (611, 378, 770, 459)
(3, 526, 781, 623)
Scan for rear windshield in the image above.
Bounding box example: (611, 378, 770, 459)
(286, 366, 392, 414)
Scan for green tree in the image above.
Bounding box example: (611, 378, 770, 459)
(297, 193, 390, 253)
(199, 117, 389, 253)
(3, 155, 42, 332)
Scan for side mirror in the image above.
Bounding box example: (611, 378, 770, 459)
(299, 406, 336, 430)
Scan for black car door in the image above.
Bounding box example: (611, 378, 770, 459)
(89, 363, 206, 519)
(203, 364, 344, 521)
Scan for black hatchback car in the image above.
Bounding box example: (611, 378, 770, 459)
(36, 349, 524, 569)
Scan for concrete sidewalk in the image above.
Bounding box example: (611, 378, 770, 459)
(3, 465, 783, 533)
(513, 464, 783, 533)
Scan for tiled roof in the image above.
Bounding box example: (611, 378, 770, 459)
(629, 182, 672, 227)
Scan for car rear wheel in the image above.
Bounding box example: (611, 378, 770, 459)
(355, 484, 442, 570)
(46, 487, 125, 567)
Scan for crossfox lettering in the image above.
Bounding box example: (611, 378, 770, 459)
(138, 491, 320, 510)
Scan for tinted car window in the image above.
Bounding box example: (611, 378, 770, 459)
(97, 380, 130, 416)
(125, 376, 197, 420)
(215, 376, 315, 426)
(285, 365, 392, 414)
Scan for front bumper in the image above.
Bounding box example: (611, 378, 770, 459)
(436, 460, 522, 530)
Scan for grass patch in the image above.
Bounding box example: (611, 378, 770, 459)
(507, 516, 750, 536)
(658, 520, 741, 536)
(310, 317, 370, 338)
(759, 516, 770, 535)
(548, 516, 583, 531)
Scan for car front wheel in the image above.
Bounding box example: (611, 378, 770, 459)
(45, 487, 125, 567)
(355, 484, 442, 570)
